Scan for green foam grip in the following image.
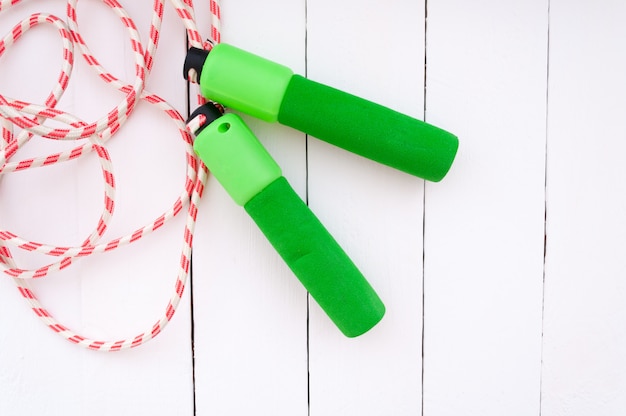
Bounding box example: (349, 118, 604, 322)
(245, 176, 385, 337)
(278, 75, 458, 181)
(193, 113, 282, 205)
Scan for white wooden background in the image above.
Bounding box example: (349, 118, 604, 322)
(1, 0, 625, 415)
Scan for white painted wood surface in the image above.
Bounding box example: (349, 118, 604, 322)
(424, 1, 547, 415)
(542, 1, 626, 415)
(1, 1, 626, 415)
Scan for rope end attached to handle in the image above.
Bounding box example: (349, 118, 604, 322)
(183, 47, 210, 84)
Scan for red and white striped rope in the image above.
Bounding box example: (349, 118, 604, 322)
(0, 0, 221, 351)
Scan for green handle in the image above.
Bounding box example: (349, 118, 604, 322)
(186, 43, 458, 181)
(191, 107, 385, 337)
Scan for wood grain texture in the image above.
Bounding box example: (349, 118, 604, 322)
(542, 2, 626, 415)
(423, 1, 548, 414)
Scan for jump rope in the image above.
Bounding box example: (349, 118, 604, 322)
(0, 0, 458, 351)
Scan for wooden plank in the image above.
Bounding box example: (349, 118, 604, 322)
(189, 1, 309, 415)
(0, 1, 193, 414)
(423, 1, 548, 415)
(542, 2, 626, 415)
(306, 1, 425, 414)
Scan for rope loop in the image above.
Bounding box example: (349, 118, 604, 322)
(0, 0, 221, 351)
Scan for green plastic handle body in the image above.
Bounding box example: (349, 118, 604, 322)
(193, 112, 385, 337)
(197, 43, 458, 181)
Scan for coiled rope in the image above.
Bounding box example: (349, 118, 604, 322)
(0, 0, 221, 351)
